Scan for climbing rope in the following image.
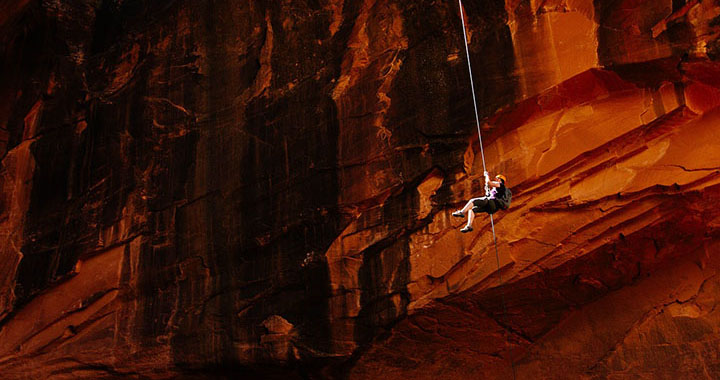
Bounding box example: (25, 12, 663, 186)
(457, 1, 517, 379)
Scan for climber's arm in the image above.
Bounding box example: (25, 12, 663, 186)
(484, 171, 501, 188)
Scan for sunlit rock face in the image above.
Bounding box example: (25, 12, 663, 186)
(1, 0, 720, 378)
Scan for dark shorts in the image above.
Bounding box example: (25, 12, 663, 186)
(472, 197, 499, 214)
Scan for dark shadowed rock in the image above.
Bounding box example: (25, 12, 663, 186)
(1, 0, 720, 378)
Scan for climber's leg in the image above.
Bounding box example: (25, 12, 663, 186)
(461, 209, 475, 233)
(471, 197, 489, 213)
(453, 198, 477, 217)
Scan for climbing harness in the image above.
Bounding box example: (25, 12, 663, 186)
(457, 1, 517, 379)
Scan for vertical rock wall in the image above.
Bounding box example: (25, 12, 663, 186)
(1, 0, 720, 379)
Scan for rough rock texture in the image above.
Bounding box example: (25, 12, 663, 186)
(2, 0, 720, 379)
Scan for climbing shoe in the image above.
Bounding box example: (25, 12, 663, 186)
(452, 210, 465, 218)
(460, 226, 473, 233)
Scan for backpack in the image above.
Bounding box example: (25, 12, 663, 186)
(496, 187, 512, 210)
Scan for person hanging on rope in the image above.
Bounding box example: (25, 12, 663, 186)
(452, 171, 512, 233)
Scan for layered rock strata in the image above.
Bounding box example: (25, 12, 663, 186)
(1, 0, 720, 378)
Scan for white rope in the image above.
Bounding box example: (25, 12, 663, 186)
(457, 0, 489, 196)
(457, 2, 517, 379)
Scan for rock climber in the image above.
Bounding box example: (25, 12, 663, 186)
(452, 171, 512, 233)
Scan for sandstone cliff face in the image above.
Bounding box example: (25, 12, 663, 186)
(1, 0, 720, 379)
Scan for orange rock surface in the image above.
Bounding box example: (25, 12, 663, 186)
(1, 0, 720, 379)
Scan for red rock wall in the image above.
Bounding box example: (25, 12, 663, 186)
(1, 0, 720, 378)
